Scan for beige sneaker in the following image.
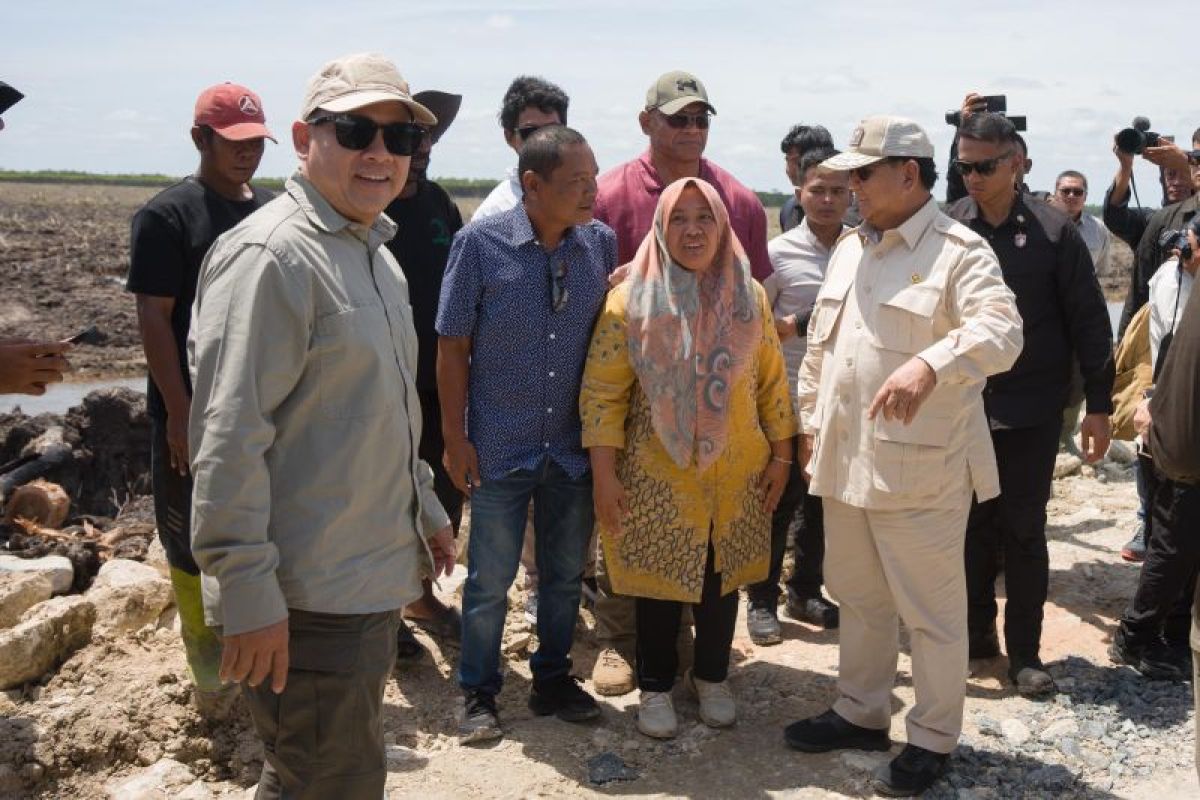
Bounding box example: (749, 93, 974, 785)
(636, 690, 678, 739)
(685, 669, 735, 728)
(592, 648, 635, 696)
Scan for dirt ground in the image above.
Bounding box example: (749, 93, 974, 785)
(0, 455, 1192, 799)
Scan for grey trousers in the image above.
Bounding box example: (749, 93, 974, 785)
(243, 608, 399, 800)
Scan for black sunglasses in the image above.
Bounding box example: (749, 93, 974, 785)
(953, 151, 1014, 177)
(1057, 186, 1086, 197)
(309, 113, 425, 156)
(663, 111, 711, 130)
(550, 260, 570, 313)
(516, 123, 551, 140)
(850, 158, 904, 182)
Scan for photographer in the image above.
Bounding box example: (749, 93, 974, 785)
(1111, 229, 1200, 685)
(1104, 128, 1198, 252)
(1109, 129, 1200, 339)
(946, 92, 1036, 204)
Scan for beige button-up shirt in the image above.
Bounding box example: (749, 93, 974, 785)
(188, 173, 450, 635)
(797, 197, 1023, 511)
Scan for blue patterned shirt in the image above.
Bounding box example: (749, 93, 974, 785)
(436, 204, 617, 480)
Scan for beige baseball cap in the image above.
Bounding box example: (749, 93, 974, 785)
(300, 53, 436, 124)
(645, 70, 716, 115)
(823, 115, 934, 171)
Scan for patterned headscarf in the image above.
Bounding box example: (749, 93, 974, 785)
(625, 177, 760, 470)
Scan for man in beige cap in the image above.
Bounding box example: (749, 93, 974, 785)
(188, 53, 456, 798)
(783, 115, 1023, 796)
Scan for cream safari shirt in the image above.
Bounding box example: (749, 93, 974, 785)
(797, 197, 1024, 511)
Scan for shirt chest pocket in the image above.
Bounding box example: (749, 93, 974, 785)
(874, 285, 941, 354)
(807, 296, 845, 345)
(315, 304, 401, 420)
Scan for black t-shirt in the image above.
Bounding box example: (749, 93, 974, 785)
(383, 180, 464, 392)
(126, 177, 273, 419)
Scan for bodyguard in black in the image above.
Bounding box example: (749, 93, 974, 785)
(382, 90, 466, 653)
(947, 113, 1114, 695)
(126, 82, 274, 708)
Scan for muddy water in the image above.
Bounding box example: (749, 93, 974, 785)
(0, 377, 144, 416)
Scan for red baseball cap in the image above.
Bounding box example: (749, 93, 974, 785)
(193, 82, 276, 142)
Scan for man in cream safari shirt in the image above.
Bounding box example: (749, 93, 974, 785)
(188, 53, 455, 799)
(783, 116, 1023, 797)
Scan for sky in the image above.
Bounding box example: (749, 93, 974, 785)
(2, 1, 1195, 205)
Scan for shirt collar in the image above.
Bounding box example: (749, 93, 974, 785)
(504, 202, 579, 251)
(859, 196, 938, 250)
(636, 149, 713, 194)
(286, 172, 398, 244)
(797, 217, 844, 254)
(955, 190, 1029, 229)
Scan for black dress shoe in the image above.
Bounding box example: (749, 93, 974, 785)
(785, 594, 840, 629)
(874, 743, 949, 796)
(784, 708, 890, 753)
(529, 675, 601, 722)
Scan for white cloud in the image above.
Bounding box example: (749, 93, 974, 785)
(486, 13, 514, 29)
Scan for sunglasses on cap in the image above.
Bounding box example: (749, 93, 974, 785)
(662, 111, 711, 130)
(953, 151, 1014, 177)
(309, 113, 425, 156)
(1057, 186, 1086, 197)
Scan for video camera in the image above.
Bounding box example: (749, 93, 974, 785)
(1116, 117, 1163, 155)
(1158, 216, 1200, 261)
(945, 95, 1027, 132)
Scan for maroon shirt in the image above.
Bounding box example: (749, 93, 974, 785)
(593, 150, 772, 281)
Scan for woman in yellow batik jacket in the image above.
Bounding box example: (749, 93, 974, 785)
(580, 177, 797, 740)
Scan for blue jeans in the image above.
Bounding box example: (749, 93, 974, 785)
(458, 457, 594, 695)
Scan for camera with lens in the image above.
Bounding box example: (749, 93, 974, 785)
(945, 95, 1027, 131)
(1116, 117, 1162, 155)
(1157, 216, 1200, 261)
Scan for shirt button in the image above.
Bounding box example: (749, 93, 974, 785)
(854, 321, 863, 330)
(549, 333, 556, 340)
(543, 442, 550, 448)
(548, 371, 556, 377)
(845, 358, 853, 367)
(546, 407, 553, 413)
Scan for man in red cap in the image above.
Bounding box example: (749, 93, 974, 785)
(125, 81, 275, 716)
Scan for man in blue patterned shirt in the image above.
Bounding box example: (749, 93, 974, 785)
(437, 126, 616, 743)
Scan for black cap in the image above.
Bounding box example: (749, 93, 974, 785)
(0, 82, 24, 116)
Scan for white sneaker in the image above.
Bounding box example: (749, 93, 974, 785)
(685, 669, 735, 728)
(636, 690, 678, 739)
